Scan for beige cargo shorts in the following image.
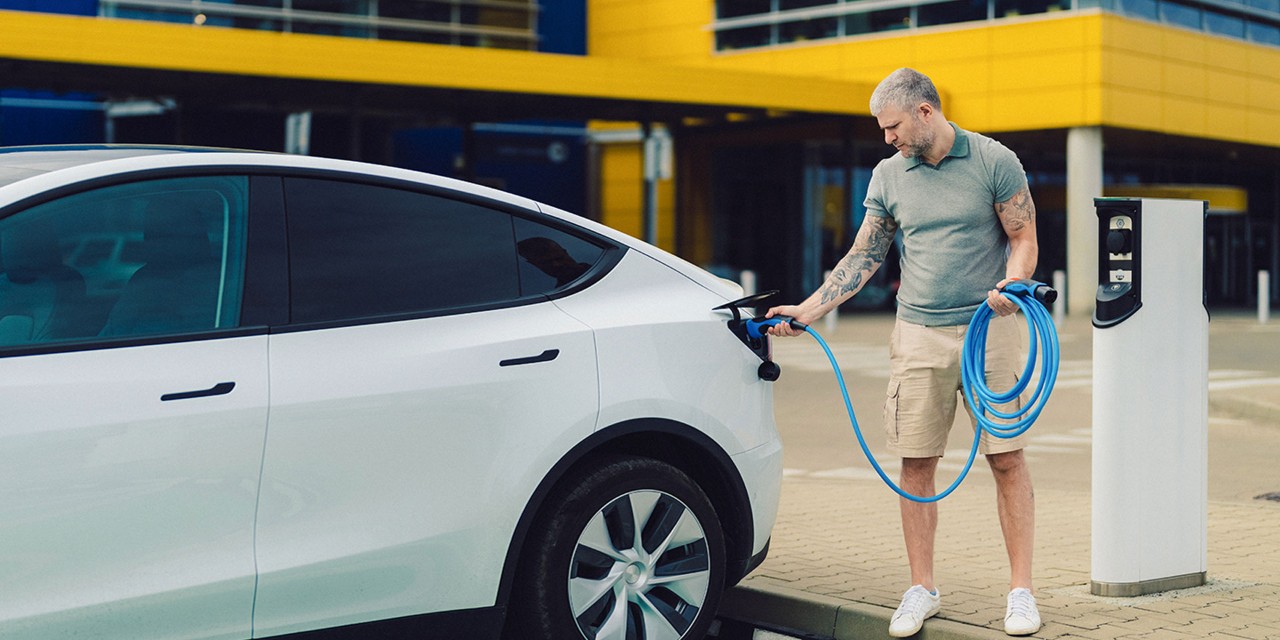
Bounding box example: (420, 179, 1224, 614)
(884, 313, 1029, 458)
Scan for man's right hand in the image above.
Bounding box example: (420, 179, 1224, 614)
(763, 305, 811, 337)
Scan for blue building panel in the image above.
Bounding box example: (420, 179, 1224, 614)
(539, 0, 587, 55)
(0, 90, 104, 146)
(0, 0, 97, 14)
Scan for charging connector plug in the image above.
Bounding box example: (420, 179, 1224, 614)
(745, 316, 809, 339)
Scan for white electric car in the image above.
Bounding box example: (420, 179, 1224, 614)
(0, 146, 782, 640)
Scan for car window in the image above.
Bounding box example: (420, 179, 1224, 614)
(513, 216, 606, 296)
(284, 178, 520, 323)
(68, 238, 115, 270)
(0, 176, 249, 347)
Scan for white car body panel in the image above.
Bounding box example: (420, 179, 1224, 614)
(0, 148, 784, 639)
(253, 303, 598, 637)
(731, 439, 785, 558)
(552, 250, 783, 559)
(0, 336, 269, 640)
(553, 251, 777, 455)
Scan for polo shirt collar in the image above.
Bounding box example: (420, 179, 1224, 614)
(904, 122, 969, 170)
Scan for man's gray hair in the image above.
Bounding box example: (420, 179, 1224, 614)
(869, 68, 942, 116)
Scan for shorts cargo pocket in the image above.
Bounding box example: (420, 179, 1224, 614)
(884, 378, 902, 445)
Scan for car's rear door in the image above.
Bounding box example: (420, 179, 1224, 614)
(251, 177, 603, 637)
(0, 175, 268, 640)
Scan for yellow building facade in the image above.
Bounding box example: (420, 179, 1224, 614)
(589, 2, 1280, 312)
(2, 1, 1277, 312)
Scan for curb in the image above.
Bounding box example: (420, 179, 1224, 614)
(720, 581, 1009, 640)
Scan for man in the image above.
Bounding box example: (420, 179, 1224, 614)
(764, 67, 1041, 637)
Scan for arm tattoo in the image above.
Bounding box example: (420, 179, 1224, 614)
(996, 186, 1036, 233)
(818, 215, 898, 305)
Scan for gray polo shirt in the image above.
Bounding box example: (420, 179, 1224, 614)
(864, 123, 1028, 327)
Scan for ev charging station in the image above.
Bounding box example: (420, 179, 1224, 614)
(1091, 197, 1209, 597)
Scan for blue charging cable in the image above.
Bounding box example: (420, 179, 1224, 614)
(747, 280, 1059, 503)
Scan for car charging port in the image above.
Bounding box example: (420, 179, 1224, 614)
(757, 361, 781, 381)
(713, 290, 783, 381)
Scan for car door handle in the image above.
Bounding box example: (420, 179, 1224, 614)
(499, 349, 559, 367)
(161, 382, 236, 402)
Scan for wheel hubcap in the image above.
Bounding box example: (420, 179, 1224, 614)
(568, 490, 712, 640)
(623, 562, 645, 586)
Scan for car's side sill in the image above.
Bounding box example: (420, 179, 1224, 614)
(257, 606, 504, 640)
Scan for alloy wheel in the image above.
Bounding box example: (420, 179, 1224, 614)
(568, 489, 712, 640)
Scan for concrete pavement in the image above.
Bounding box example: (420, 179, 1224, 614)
(720, 310, 1280, 639)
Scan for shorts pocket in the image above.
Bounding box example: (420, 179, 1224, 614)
(884, 378, 902, 445)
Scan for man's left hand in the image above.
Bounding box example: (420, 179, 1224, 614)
(986, 279, 1020, 316)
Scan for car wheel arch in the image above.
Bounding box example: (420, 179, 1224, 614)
(494, 418, 756, 628)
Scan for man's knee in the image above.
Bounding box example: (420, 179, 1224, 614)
(985, 449, 1027, 476)
(901, 456, 941, 482)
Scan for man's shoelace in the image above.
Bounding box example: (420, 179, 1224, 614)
(897, 588, 936, 616)
(1006, 591, 1037, 619)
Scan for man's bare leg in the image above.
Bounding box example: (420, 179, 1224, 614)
(900, 456, 941, 590)
(987, 449, 1034, 589)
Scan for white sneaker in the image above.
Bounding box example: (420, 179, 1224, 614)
(1004, 587, 1042, 636)
(888, 584, 941, 637)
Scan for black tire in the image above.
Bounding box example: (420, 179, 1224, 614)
(508, 455, 727, 640)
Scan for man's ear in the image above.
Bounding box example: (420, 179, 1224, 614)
(916, 102, 934, 122)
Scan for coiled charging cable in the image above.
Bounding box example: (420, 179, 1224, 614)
(748, 280, 1059, 503)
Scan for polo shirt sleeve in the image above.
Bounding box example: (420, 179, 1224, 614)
(990, 141, 1029, 204)
(863, 163, 890, 218)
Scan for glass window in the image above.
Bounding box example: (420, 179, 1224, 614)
(1205, 10, 1246, 36)
(377, 28, 453, 45)
(292, 0, 372, 14)
(779, 17, 839, 42)
(112, 7, 195, 24)
(917, 0, 989, 27)
(68, 238, 116, 271)
(513, 217, 605, 295)
(1249, 20, 1280, 44)
(223, 0, 287, 31)
(1119, 0, 1159, 19)
(846, 7, 911, 34)
(718, 0, 773, 19)
(1248, 0, 1279, 12)
(716, 24, 774, 49)
(379, 1, 453, 23)
(477, 5, 531, 30)
(1161, 1, 1202, 29)
(0, 176, 248, 347)
(780, 0, 837, 10)
(284, 178, 521, 323)
(996, 0, 1072, 17)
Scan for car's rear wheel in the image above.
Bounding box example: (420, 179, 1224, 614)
(510, 455, 726, 640)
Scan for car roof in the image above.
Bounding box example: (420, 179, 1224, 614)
(0, 145, 549, 214)
(0, 145, 264, 189)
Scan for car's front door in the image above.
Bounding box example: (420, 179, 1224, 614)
(0, 176, 268, 640)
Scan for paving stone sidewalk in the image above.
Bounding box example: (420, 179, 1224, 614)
(720, 311, 1280, 640)
(723, 480, 1280, 639)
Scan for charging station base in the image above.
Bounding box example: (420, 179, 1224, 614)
(1090, 571, 1207, 597)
